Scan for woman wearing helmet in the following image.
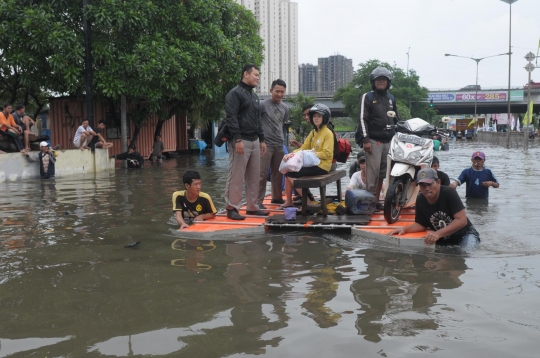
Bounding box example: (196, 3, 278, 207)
(279, 103, 335, 209)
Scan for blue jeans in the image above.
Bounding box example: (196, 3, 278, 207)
(460, 227, 480, 250)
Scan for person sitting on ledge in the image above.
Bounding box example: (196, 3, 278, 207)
(73, 119, 95, 150)
(0, 103, 28, 155)
(172, 170, 217, 230)
(114, 144, 144, 168)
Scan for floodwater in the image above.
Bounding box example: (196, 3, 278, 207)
(1, 140, 539, 358)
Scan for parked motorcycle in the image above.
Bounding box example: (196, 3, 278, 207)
(383, 117, 435, 224)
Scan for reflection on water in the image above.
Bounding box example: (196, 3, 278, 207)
(350, 250, 467, 342)
(1, 142, 540, 357)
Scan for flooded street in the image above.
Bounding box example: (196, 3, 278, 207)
(1, 140, 539, 357)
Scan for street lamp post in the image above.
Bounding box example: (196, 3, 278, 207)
(445, 52, 510, 127)
(501, 0, 518, 147)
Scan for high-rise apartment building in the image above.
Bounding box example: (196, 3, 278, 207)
(317, 55, 354, 94)
(298, 63, 318, 94)
(235, 0, 299, 95)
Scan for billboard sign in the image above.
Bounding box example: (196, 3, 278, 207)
(428, 90, 524, 102)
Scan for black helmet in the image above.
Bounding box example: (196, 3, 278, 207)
(370, 66, 392, 90)
(309, 103, 331, 126)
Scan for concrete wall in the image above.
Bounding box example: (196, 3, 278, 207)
(477, 131, 536, 148)
(0, 149, 114, 182)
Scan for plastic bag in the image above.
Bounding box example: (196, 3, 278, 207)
(301, 150, 320, 167)
(279, 151, 303, 174)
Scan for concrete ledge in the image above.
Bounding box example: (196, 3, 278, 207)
(0, 149, 114, 182)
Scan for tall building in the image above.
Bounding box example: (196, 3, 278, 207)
(298, 63, 318, 94)
(235, 0, 299, 95)
(317, 54, 354, 94)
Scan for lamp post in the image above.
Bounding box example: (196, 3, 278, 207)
(445, 52, 510, 127)
(501, 0, 518, 147)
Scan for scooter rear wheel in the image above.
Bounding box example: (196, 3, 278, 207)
(384, 176, 408, 224)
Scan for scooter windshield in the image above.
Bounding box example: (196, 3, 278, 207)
(395, 118, 436, 135)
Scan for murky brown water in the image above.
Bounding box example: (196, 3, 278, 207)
(1, 140, 539, 357)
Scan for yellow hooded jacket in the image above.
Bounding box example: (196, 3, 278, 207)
(294, 125, 334, 172)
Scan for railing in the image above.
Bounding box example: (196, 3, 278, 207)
(429, 86, 524, 92)
(332, 125, 356, 132)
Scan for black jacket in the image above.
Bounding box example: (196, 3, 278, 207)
(225, 81, 264, 142)
(115, 151, 144, 168)
(356, 90, 399, 144)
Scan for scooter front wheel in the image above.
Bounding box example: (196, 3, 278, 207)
(384, 176, 408, 224)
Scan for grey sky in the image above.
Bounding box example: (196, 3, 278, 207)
(294, 0, 539, 90)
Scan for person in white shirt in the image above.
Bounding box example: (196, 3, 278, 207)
(346, 155, 367, 191)
(73, 119, 95, 150)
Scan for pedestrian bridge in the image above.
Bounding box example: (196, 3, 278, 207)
(272, 87, 539, 117)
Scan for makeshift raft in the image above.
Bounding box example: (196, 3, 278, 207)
(177, 196, 431, 248)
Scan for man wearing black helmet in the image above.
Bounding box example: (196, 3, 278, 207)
(355, 67, 399, 208)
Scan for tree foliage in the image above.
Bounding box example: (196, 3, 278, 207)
(285, 92, 315, 141)
(333, 59, 437, 123)
(1, 0, 263, 142)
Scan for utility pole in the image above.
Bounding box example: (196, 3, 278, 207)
(406, 47, 410, 77)
(501, 0, 518, 148)
(524, 52, 536, 151)
(82, 0, 94, 128)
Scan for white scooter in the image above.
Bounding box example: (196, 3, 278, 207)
(383, 116, 436, 224)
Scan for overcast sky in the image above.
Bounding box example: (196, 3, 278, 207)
(295, 0, 539, 90)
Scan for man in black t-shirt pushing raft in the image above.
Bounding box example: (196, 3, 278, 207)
(388, 168, 480, 249)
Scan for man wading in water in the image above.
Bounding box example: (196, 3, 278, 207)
(388, 168, 480, 249)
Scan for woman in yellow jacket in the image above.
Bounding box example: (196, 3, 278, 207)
(280, 104, 334, 208)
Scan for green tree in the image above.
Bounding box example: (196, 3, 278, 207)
(334, 59, 437, 123)
(285, 92, 315, 141)
(0, 0, 84, 117)
(88, 0, 263, 143)
(1, 0, 263, 144)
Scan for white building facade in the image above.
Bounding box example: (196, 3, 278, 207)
(235, 0, 299, 95)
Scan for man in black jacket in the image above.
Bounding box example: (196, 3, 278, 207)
(355, 67, 399, 208)
(224, 64, 268, 220)
(114, 145, 144, 168)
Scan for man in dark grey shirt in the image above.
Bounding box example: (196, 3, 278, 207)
(258, 79, 289, 207)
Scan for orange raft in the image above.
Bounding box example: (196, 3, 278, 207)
(177, 197, 432, 249)
(350, 207, 433, 250)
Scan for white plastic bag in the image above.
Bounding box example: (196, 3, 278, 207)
(279, 151, 304, 174)
(301, 150, 320, 167)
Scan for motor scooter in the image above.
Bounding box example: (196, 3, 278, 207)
(383, 116, 436, 224)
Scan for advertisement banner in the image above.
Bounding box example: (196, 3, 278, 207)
(428, 93, 456, 102)
(428, 90, 524, 102)
(456, 92, 507, 102)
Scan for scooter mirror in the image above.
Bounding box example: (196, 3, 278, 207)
(387, 111, 396, 118)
